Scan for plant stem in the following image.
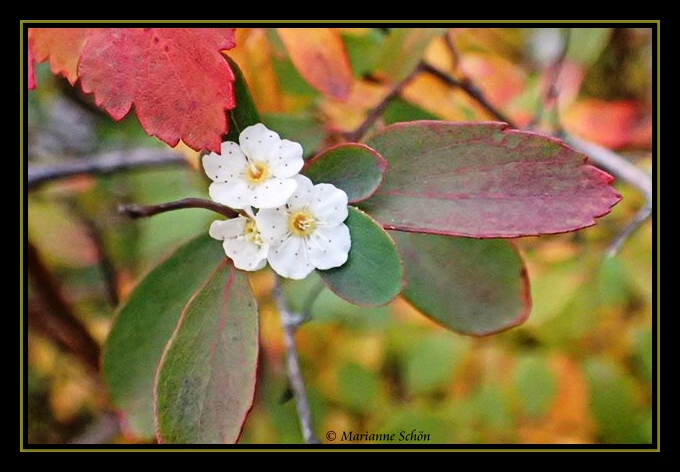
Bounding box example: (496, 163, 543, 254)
(273, 276, 320, 444)
(345, 65, 423, 143)
(118, 198, 238, 219)
(27, 240, 100, 374)
(28, 148, 186, 190)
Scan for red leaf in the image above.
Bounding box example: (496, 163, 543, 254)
(29, 28, 90, 84)
(28, 28, 236, 152)
(27, 42, 36, 90)
(364, 121, 621, 238)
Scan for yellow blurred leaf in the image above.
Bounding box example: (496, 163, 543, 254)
(277, 28, 353, 100)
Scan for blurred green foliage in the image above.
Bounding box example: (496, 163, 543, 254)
(25, 26, 654, 446)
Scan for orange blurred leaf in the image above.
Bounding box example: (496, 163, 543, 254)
(277, 28, 353, 100)
(29, 28, 90, 84)
(563, 99, 643, 149)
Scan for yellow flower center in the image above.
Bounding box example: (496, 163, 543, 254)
(245, 161, 269, 185)
(244, 218, 264, 246)
(289, 210, 317, 237)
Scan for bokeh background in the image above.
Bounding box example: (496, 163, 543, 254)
(25, 27, 654, 445)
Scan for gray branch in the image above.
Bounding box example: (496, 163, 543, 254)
(566, 135, 653, 256)
(28, 148, 187, 190)
(273, 276, 320, 445)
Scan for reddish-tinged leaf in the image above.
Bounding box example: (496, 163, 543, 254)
(77, 28, 236, 152)
(29, 28, 90, 84)
(155, 259, 258, 444)
(27, 42, 36, 90)
(364, 121, 621, 238)
(276, 28, 353, 100)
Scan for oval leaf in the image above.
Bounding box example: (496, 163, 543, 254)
(223, 56, 261, 143)
(319, 206, 404, 306)
(103, 234, 225, 438)
(364, 121, 621, 238)
(276, 28, 353, 100)
(155, 260, 258, 444)
(304, 143, 387, 203)
(391, 231, 530, 335)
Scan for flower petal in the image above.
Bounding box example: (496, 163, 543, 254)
(209, 180, 250, 209)
(239, 123, 281, 162)
(268, 236, 315, 280)
(268, 139, 304, 178)
(209, 218, 246, 241)
(309, 183, 349, 226)
(257, 207, 290, 246)
(251, 178, 298, 209)
(223, 237, 269, 271)
(202, 141, 247, 182)
(307, 225, 351, 270)
(287, 174, 315, 210)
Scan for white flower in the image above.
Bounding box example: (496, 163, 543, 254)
(203, 123, 304, 210)
(209, 209, 269, 271)
(257, 175, 351, 280)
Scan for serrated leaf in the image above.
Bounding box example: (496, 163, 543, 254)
(223, 56, 261, 143)
(391, 232, 530, 336)
(276, 28, 353, 100)
(319, 207, 404, 306)
(30, 28, 236, 152)
(364, 121, 621, 238)
(29, 28, 90, 84)
(304, 143, 387, 203)
(102, 234, 225, 438)
(155, 260, 258, 444)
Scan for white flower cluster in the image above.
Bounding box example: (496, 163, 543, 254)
(203, 123, 351, 280)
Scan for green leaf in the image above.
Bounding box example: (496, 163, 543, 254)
(390, 232, 530, 336)
(404, 333, 468, 395)
(513, 355, 557, 418)
(155, 260, 258, 444)
(336, 362, 380, 413)
(341, 29, 385, 77)
(383, 98, 440, 124)
(375, 28, 446, 83)
(304, 143, 387, 203)
(223, 56, 261, 143)
(364, 121, 621, 238)
(319, 206, 404, 306)
(102, 234, 225, 438)
(584, 358, 649, 444)
(567, 28, 612, 66)
(261, 112, 324, 159)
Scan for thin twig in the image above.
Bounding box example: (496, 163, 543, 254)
(565, 135, 653, 256)
(420, 61, 517, 127)
(27, 240, 101, 374)
(345, 65, 424, 143)
(28, 148, 186, 190)
(67, 202, 120, 307)
(272, 276, 320, 444)
(530, 28, 572, 128)
(118, 198, 238, 219)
